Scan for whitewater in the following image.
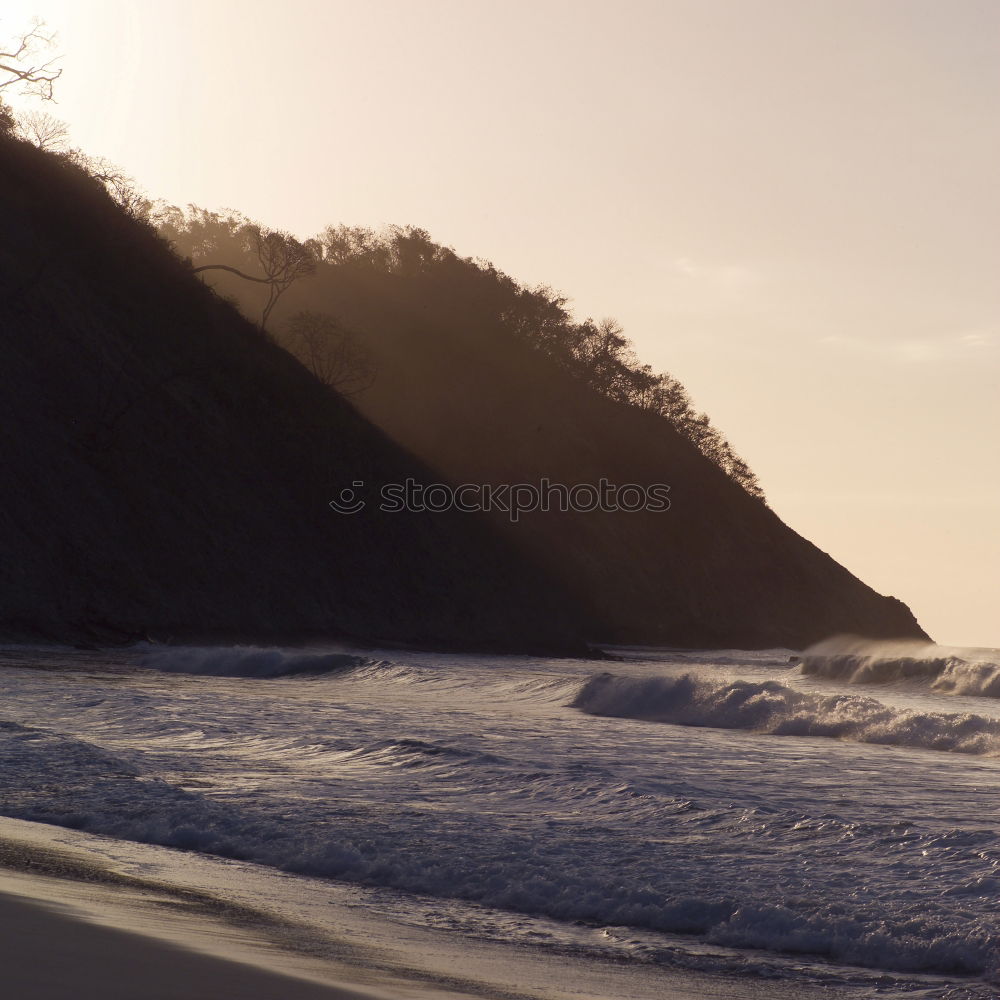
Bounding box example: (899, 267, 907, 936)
(1, 639, 1000, 998)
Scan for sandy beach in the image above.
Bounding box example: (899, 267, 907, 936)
(0, 891, 367, 1000)
(0, 816, 840, 1000)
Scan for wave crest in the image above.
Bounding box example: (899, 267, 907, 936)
(801, 636, 1000, 698)
(140, 646, 369, 678)
(572, 671, 1000, 754)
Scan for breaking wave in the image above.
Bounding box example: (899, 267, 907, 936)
(140, 645, 369, 678)
(572, 671, 1000, 754)
(3, 718, 999, 979)
(801, 636, 1000, 698)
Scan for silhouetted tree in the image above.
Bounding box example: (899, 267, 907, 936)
(249, 228, 318, 327)
(177, 212, 317, 328)
(15, 108, 68, 149)
(0, 21, 61, 100)
(501, 285, 574, 363)
(156, 211, 767, 500)
(283, 311, 376, 396)
(0, 99, 14, 136)
(156, 206, 248, 262)
(320, 224, 393, 270)
(57, 149, 152, 219)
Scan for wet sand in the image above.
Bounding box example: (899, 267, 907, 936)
(0, 890, 370, 1000)
(0, 817, 851, 1000)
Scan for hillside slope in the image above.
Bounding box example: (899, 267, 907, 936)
(0, 137, 589, 651)
(182, 224, 928, 648)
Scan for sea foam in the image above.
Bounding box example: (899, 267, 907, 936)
(801, 636, 1000, 698)
(572, 671, 1000, 754)
(4, 648, 1000, 986)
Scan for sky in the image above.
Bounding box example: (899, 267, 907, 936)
(4, 0, 998, 646)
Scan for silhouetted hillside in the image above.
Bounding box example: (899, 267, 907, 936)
(0, 135, 592, 651)
(156, 214, 928, 648)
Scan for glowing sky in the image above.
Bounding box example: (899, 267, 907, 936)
(4, 0, 998, 645)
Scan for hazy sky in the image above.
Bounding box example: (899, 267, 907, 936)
(5, 0, 998, 646)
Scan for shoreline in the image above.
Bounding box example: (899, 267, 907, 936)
(0, 817, 850, 1000)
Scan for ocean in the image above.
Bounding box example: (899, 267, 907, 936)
(1, 640, 998, 999)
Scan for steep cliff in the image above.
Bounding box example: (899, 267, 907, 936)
(186, 224, 928, 649)
(0, 136, 587, 651)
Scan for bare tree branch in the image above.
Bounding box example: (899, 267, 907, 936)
(188, 231, 316, 328)
(58, 149, 152, 220)
(283, 312, 377, 396)
(0, 21, 62, 100)
(247, 228, 317, 327)
(191, 263, 274, 284)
